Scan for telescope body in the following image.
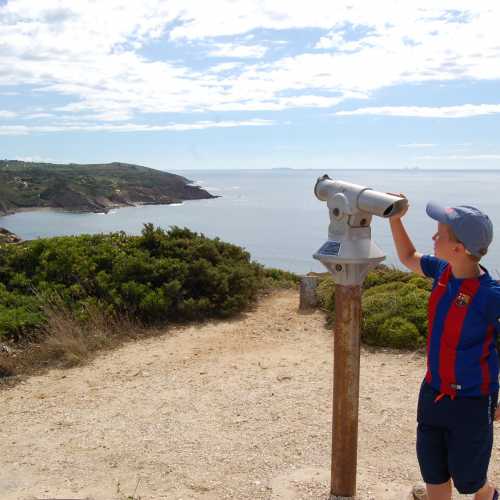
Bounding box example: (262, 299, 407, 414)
(314, 176, 408, 218)
(313, 175, 408, 285)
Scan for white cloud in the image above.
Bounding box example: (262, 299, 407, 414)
(336, 104, 500, 118)
(0, 110, 17, 118)
(15, 155, 55, 163)
(23, 112, 55, 119)
(208, 62, 243, 73)
(210, 95, 345, 111)
(314, 27, 378, 52)
(315, 31, 345, 50)
(417, 154, 500, 160)
(208, 43, 268, 59)
(159, 119, 274, 131)
(0, 118, 275, 135)
(399, 143, 437, 148)
(0, 126, 30, 135)
(1, 1, 500, 123)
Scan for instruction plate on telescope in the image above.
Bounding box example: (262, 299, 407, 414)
(318, 241, 341, 256)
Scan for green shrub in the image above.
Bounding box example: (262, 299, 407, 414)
(0, 305, 45, 342)
(362, 281, 405, 299)
(0, 284, 45, 341)
(0, 224, 298, 342)
(364, 265, 412, 289)
(317, 267, 431, 350)
(316, 275, 336, 313)
(375, 317, 422, 349)
(258, 267, 300, 289)
(361, 282, 429, 347)
(408, 276, 433, 291)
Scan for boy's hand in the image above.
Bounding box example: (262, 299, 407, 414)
(495, 404, 500, 421)
(387, 192, 409, 220)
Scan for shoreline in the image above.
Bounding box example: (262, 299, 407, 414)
(0, 200, 193, 218)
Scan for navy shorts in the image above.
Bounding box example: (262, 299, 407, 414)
(416, 381, 499, 495)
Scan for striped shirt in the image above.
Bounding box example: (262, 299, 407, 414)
(421, 254, 500, 397)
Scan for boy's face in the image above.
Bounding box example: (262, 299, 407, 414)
(432, 222, 462, 261)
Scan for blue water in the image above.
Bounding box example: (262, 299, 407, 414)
(1, 169, 500, 277)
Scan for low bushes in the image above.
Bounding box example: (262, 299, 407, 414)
(316, 274, 336, 314)
(317, 265, 431, 349)
(0, 224, 299, 344)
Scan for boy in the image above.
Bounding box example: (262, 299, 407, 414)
(389, 199, 500, 500)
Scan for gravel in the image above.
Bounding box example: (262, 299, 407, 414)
(0, 289, 497, 500)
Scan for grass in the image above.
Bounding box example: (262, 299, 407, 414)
(0, 280, 298, 385)
(0, 298, 161, 385)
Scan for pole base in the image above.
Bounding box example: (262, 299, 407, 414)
(330, 496, 355, 500)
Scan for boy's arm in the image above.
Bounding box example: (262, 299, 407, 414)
(389, 218, 423, 275)
(388, 195, 424, 276)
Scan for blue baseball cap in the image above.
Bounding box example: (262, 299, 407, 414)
(426, 202, 493, 258)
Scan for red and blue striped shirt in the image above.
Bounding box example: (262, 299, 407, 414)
(421, 254, 500, 397)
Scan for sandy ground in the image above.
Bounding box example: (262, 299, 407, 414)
(0, 289, 498, 500)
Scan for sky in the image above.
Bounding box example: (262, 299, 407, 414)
(1, 0, 500, 170)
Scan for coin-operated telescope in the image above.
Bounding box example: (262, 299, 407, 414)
(313, 174, 408, 285)
(313, 174, 408, 500)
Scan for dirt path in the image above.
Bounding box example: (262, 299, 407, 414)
(0, 290, 498, 500)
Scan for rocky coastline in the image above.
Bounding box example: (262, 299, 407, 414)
(0, 228, 22, 244)
(0, 160, 216, 217)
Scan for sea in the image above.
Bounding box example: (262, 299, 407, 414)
(1, 169, 500, 278)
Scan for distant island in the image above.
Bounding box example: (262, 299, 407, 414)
(0, 160, 216, 216)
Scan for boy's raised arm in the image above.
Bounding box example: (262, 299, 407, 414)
(388, 195, 424, 276)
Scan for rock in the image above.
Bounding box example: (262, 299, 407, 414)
(0, 228, 22, 244)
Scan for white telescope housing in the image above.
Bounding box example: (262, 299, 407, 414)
(313, 174, 408, 285)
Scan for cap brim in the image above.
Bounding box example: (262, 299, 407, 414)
(426, 201, 449, 223)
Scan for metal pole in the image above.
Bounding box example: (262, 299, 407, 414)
(330, 284, 362, 500)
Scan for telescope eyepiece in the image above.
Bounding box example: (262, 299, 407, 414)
(383, 204, 394, 217)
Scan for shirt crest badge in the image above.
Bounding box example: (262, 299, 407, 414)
(455, 292, 471, 307)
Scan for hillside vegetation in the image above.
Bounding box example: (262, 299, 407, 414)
(0, 224, 298, 377)
(0, 224, 298, 342)
(0, 160, 215, 215)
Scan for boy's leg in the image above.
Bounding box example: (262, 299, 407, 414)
(473, 480, 497, 500)
(413, 480, 498, 500)
(472, 394, 499, 500)
(415, 383, 452, 499)
(415, 424, 452, 500)
(425, 480, 452, 500)
(447, 392, 498, 497)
